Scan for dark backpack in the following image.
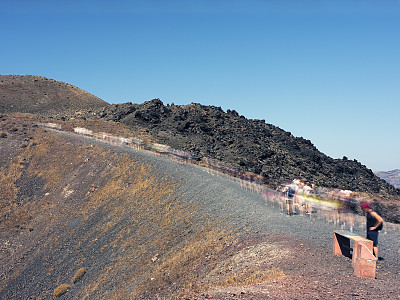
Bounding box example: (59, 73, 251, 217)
(288, 187, 295, 198)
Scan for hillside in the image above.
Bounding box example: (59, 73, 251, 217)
(0, 115, 239, 298)
(375, 169, 400, 189)
(81, 99, 399, 196)
(0, 75, 109, 116)
(1, 115, 400, 299)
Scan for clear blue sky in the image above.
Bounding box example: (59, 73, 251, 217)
(1, 0, 399, 171)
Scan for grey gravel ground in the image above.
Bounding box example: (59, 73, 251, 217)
(0, 127, 400, 299)
(42, 132, 400, 298)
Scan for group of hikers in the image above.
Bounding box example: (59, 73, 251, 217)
(281, 179, 314, 215)
(281, 179, 384, 261)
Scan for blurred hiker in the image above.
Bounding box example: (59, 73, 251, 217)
(361, 202, 384, 260)
(286, 184, 296, 215)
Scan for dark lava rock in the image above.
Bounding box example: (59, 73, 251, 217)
(82, 99, 399, 196)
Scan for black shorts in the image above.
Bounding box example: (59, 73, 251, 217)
(367, 231, 379, 247)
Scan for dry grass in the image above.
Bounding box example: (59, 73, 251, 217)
(26, 132, 90, 189)
(54, 283, 70, 297)
(0, 117, 34, 231)
(214, 242, 285, 287)
(0, 119, 240, 298)
(0, 152, 23, 212)
(72, 268, 86, 284)
(0, 121, 108, 234)
(68, 152, 241, 299)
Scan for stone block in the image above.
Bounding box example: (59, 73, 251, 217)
(353, 257, 376, 279)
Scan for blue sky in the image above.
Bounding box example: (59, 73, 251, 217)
(1, 0, 399, 171)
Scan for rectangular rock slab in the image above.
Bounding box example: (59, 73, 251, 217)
(353, 257, 376, 279)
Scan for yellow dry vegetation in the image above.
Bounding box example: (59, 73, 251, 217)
(54, 283, 70, 297)
(0, 154, 24, 216)
(209, 242, 286, 288)
(69, 152, 242, 299)
(0, 124, 104, 232)
(71, 268, 86, 284)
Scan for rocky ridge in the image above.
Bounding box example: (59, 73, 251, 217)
(81, 99, 399, 196)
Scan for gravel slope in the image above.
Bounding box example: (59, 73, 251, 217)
(70, 132, 400, 299)
(2, 128, 398, 299)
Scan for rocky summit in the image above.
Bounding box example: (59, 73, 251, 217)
(80, 99, 398, 195)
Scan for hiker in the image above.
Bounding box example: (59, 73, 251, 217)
(286, 184, 296, 215)
(361, 202, 384, 260)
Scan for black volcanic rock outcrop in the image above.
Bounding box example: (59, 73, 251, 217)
(0, 75, 109, 116)
(90, 99, 399, 196)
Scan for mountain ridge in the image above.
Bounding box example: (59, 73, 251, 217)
(375, 169, 400, 189)
(1, 75, 398, 196)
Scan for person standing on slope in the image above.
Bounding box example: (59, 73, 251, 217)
(361, 202, 384, 260)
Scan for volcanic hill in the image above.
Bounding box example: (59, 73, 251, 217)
(0, 75, 108, 116)
(2, 77, 400, 298)
(1, 75, 398, 197)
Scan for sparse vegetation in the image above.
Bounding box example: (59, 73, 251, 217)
(72, 267, 86, 284)
(3, 115, 278, 299)
(54, 284, 70, 297)
(0, 75, 108, 116)
(70, 152, 239, 299)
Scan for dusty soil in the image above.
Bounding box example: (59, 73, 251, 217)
(200, 232, 400, 299)
(1, 116, 399, 299)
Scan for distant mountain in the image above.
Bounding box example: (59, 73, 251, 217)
(0, 75, 109, 116)
(375, 169, 400, 189)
